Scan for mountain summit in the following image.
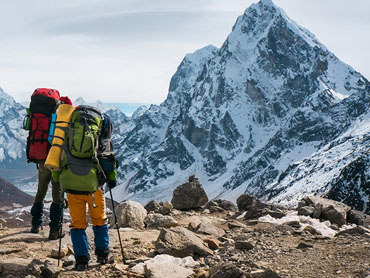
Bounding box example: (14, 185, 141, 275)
(112, 0, 369, 212)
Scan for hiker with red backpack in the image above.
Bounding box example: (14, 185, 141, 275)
(24, 88, 72, 240)
(46, 105, 118, 271)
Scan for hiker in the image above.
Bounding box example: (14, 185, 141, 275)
(50, 105, 118, 271)
(25, 88, 72, 240)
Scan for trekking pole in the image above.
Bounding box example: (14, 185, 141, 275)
(108, 187, 127, 265)
(58, 191, 65, 267)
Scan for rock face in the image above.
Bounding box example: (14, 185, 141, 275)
(171, 176, 208, 210)
(115, 201, 147, 229)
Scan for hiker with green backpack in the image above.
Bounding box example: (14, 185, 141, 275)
(48, 105, 118, 271)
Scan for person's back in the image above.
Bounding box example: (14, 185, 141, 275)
(47, 105, 117, 270)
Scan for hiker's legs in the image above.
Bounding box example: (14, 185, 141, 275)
(68, 193, 90, 268)
(31, 163, 50, 229)
(49, 180, 63, 232)
(48, 202, 64, 239)
(88, 189, 109, 262)
(30, 202, 44, 229)
(34, 163, 51, 203)
(67, 193, 88, 230)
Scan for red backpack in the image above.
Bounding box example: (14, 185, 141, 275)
(26, 88, 61, 163)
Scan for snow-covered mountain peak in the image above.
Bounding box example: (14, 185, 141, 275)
(0, 88, 16, 105)
(132, 105, 148, 119)
(73, 97, 88, 106)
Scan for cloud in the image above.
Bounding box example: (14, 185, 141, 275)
(0, 0, 368, 104)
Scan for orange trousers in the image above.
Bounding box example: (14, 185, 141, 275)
(67, 188, 107, 229)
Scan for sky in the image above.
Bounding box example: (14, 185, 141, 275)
(0, 0, 369, 105)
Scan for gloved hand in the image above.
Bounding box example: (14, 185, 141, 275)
(107, 179, 117, 189)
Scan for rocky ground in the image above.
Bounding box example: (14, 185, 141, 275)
(0, 178, 369, 278)
(0, 204, 369, 277)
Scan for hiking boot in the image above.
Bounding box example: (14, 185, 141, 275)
(74, 263, 88, 271)
(48, 228, 65, 240)
(95, 249, 110, 265)
(75, 255, 89, 271)
(30, 225, 40, 233)
(96, 255, 108, 265)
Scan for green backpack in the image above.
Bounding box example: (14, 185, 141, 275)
(59, 105, 104, 192)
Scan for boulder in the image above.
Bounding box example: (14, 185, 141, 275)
(195, 222, 225, 237)
(250, 269, 280, 278)
(300, 196, 351, 225)
(322, 205, 347, 226)
(236, 194, 269, 211)
(144, 200, 161, 213)
(144, 213, 178, 229)
(155, 226, 213, 258)
(245, 208, 286, 220)
(347, 209, 370, 226)
(235, 240, 254, 251)
(50, 246, 69, 259)
(159, 201, 173, 215)
(144, 200, 173, 215)
(335, 226, 370, 237)
(115, 201, 147, 230)
(26, 259, 44, 277)
(40, 261, 61, 278)
(297, 206, 315, 217)
(210, 262, 245, 278)
(171, 176, 208, 210)
(131, 254, 197, 276)
(145, 262, 194, 278)
(204, 199, 237, 212)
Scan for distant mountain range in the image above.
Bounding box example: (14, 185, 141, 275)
(0, 0, 369, 214)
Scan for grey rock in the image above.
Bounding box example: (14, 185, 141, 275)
(195, 222, 226, 237)
(228, 221, 248, 229)
(144, 213, 178, 229)
(347, 209, 369, 226)
(144, 262, 194, 278)
(250, 269, 280, 278)
(155, 226, 213, 258)
(285, 221, 301, 229)
(40, 261, 61, 278)
(322, 205, 347, 226)
(158, 201, 173, 215)
(235, 240, 254, 251)
(245, 208, 286, 220)
(26, 259, 43, 277)
(297, 206, 315, 217)
(171, 177, 208, 210)
(210, 262, 244, 278)
(302, 196, 350, 225)
(237, 194, 269, 211)
(115, 201, 147, 230)
(144, 200, 161, 213)
(297, 242, 314, 249)
(205, 199, 237, 212)
(335, 225, 370, 237)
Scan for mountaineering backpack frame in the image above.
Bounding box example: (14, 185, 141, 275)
(25, 88, 60, 163)
(58, 105, 104, 192)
